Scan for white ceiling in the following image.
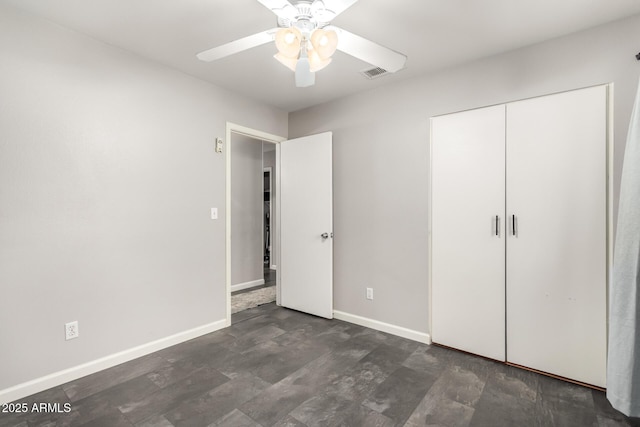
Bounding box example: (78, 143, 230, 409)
(4, 0, 640, 112)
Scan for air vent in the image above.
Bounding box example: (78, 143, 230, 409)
(360, 67, 389, 80)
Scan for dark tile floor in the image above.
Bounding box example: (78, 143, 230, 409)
(2, 303, 638, 427)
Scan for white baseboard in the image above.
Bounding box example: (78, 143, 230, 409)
(0, 319, 227, 405)
(231, 279, 265, 292)
(333, 310, 431, 345)
(270, 265, 276, 271)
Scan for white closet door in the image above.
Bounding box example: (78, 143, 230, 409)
(506, 86, 608, 387)
(431, 105, 506, 361)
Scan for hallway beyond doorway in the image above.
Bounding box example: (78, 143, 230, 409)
(231, 267, 276, 314)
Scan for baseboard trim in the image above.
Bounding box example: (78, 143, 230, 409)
(0, 319, 227, 404)
(231, 279, 265, 292)
(333, 310, 431, 345)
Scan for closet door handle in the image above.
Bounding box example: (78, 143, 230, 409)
(495, 215, 500, 236)
(512, 214, 517, 236)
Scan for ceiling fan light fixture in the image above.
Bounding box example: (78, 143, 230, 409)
(310, 29, 338, 60)
(295, 56, 315, 87)
(308, 49, 332, 72)
(275, 27, 302, 58)
(197, 0, 408, 89)
(274, 52, 298, 72)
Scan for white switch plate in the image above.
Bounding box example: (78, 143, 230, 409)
(366, 288, 373, 300)
(211, 208, 218, 220)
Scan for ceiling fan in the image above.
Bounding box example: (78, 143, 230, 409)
(196, 0, 407, 87)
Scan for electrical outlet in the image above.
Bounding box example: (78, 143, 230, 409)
(366, 288, 373, 300)
(65, 321, 79, 340)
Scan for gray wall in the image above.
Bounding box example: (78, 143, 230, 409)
(231, 134, 264, 287)
(289, 13, 640, 335)
(263, 146, 277, 269)
(0, 5, 287, 392)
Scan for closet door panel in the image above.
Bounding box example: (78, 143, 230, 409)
(506, 86, 607, 387)
(431, 105, 506, 361)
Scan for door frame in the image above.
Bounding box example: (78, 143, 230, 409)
(225, 122, 286, 326)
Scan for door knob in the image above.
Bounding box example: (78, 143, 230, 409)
(321, 233, 329, 239)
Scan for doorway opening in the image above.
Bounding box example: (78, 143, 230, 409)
(263, 163, 276, 287)
(225, 123, 285, 326)
(229, 140, 277, 315)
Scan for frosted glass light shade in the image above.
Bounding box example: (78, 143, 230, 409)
(274, 52, 298, 72)
(295, 57, 315, 87)
(308, 49, 332, 72)
(275, 27, 302, 58)
(310, 29, 338, 60)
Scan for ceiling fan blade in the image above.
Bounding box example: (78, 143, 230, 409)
(322, 0, 359, 18)
(255, 0, 297, 20)
(196, 29, 277, 62)
(332, 27, 406, 73)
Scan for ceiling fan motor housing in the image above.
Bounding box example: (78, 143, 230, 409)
(277, 0, 335, 32)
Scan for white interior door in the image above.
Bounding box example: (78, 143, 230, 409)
(506, 86, 608, 387)
(431, 105, 506, 361)
(279, 132, 333, 318)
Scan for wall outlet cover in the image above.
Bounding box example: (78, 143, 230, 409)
(65, 321, 79, 340)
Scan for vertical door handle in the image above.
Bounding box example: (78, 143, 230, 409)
(495, 215, 500, 236)
(512, 215, 517, 236)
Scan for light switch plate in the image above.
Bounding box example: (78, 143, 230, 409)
(211, 208, 218, 220)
